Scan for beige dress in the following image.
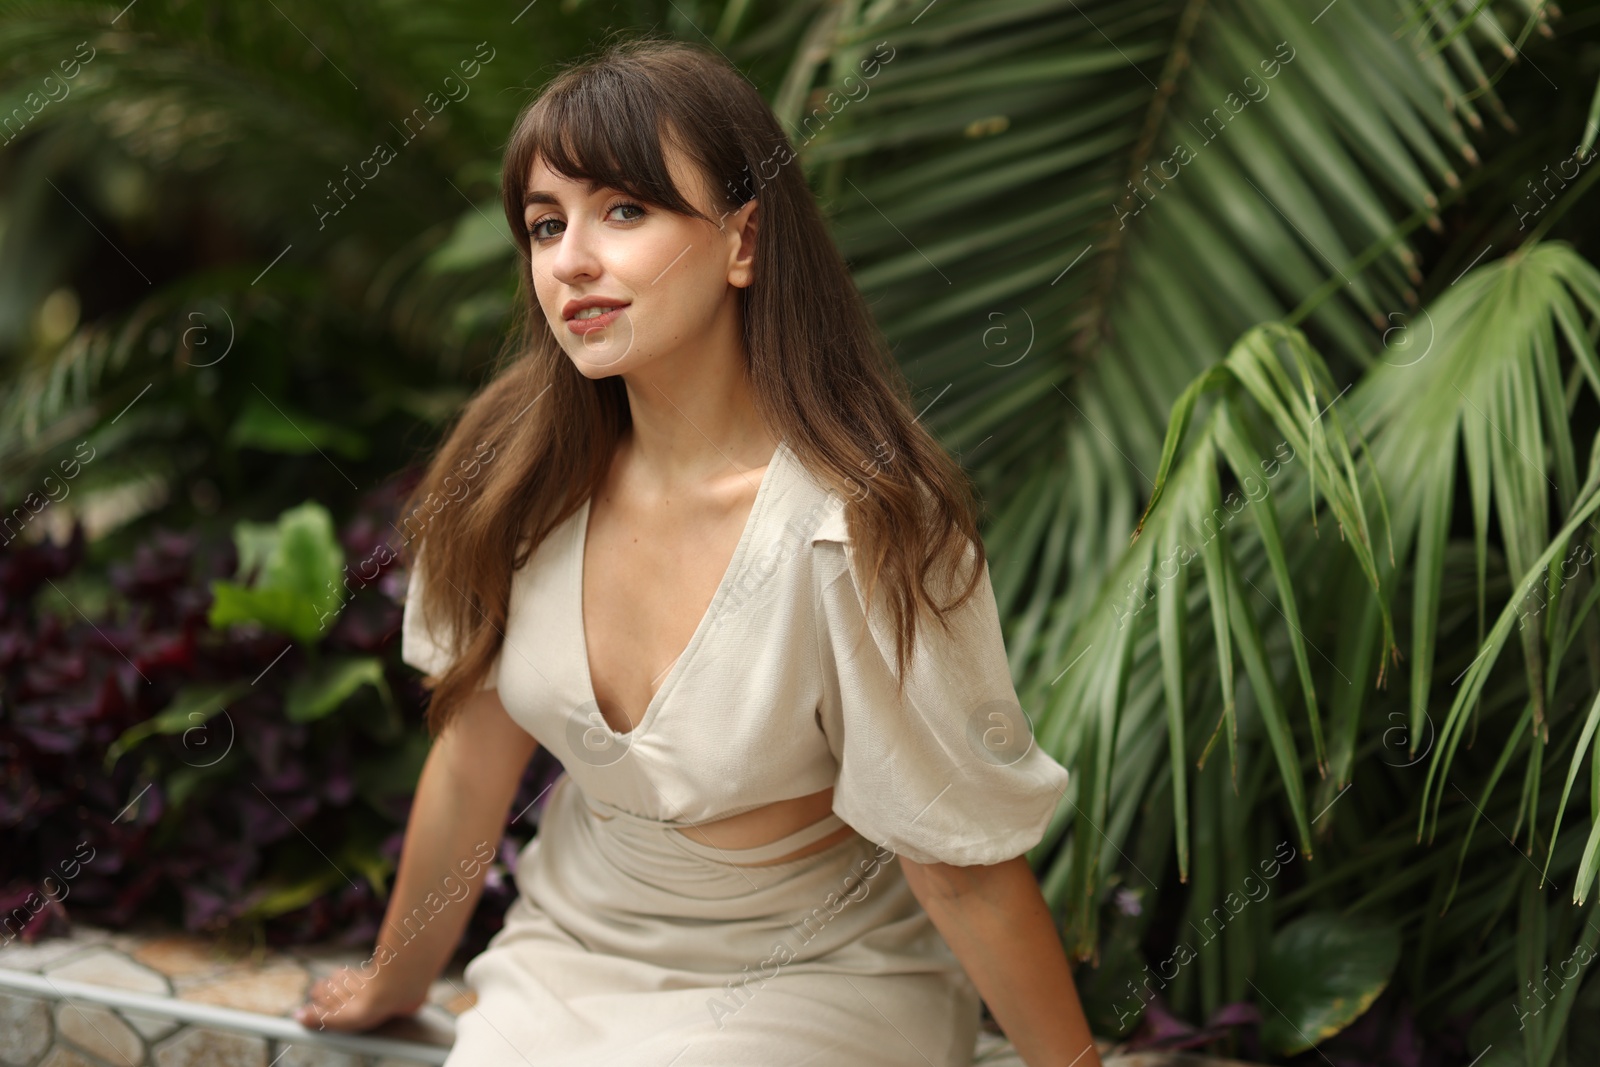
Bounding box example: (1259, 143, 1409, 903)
(400, 438, 1072, 1066)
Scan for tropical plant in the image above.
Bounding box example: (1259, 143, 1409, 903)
(757, 0, 1600, 1062)
(0, 484, 563, 957)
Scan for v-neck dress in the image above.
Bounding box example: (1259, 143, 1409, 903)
(400, 438, 1072, 1066)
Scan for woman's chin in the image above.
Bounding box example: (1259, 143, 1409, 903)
(569, 355, 624, 379)
(566, 346, 636, 376)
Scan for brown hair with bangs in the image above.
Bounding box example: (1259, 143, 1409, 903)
(398, 35, 988, 735)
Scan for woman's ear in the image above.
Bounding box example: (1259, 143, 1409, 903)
(726, 198, 758, 289)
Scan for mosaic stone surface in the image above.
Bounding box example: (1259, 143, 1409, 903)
(0, 926, 461, 1067)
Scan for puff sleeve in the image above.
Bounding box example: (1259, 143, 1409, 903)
(810, 502, 1070, 867)
(399, 551, 501, 690)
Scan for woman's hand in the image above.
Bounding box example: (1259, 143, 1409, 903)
(290, 689, 536, 1035)
(294, 966, 428, 1032)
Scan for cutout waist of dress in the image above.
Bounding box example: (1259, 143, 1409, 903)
(581, 792, 853, 866)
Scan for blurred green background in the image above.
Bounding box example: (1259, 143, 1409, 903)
(4, 0, 1600, 1063)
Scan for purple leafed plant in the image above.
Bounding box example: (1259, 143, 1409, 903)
(0, 474, 564, 961)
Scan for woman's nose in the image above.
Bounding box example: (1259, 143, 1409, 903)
(550, 218, 602, 284)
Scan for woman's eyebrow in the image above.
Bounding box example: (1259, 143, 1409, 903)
(523, 181, 605, 208)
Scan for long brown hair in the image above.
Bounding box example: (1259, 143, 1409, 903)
(398, 35, 987, 735)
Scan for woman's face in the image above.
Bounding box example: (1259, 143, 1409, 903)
(522, 144, 757, 374)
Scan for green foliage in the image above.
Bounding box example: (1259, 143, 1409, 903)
(354, 729, 432, 817)
(285, 656, 395, 727)
(103, 680, 252, 771)
(209, 501, 346, 644)
(1255, 912, 1399, 1054)
(773, 0, 1600, 1060)
(226, 395, 371, 460)
(6, 0, 1600, 1058)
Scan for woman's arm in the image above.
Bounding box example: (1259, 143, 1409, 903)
(296, 687, 539, 1032)
(899, 854, 1105, 1067)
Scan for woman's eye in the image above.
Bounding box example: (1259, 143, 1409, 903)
(528, 199, 646, 241)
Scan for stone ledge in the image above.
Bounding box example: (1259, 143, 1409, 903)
(0, 925, 459, 1067)
(1, 924, 1266, 1066)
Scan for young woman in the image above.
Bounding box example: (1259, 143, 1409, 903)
(294, 36, 1102, 1067)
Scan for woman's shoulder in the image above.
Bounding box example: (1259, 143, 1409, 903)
(770, 442, 851, 550)
(778, 439, 951, 552)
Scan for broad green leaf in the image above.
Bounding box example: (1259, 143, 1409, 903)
(104, 681, 251, 770)
(209, 501, 346, 644)
(207, 584, 324, 645)
(284, 655, 392, 723)
(1256, 912, 1400, 1054)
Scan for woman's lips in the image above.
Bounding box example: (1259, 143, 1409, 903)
(566, 305, 628, 335)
